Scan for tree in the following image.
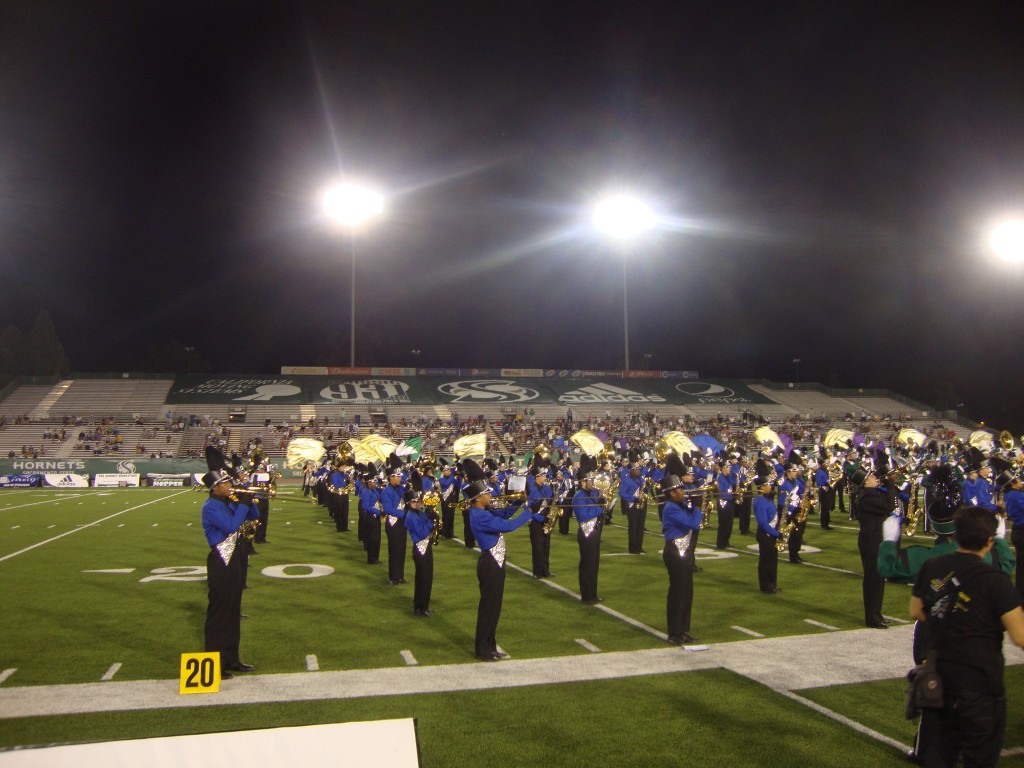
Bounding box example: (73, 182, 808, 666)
(0, 325, 27, 378)
(26, 310, 69, 376)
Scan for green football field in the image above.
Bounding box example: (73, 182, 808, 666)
(0, 486, 1021, 766)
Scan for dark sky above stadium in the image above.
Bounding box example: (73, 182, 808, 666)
(2, 1, 1023, 427)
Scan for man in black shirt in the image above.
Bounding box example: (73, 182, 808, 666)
(911, 506, 1024, 768)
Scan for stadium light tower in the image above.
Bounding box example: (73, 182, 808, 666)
(592, 193, 656, 371)
(988, 217, 1024, 263)
(321, 181, 385, 367)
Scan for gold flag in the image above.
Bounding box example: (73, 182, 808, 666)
(453, 432, 487, 459)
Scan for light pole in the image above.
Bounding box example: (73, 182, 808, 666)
(592, 193, 655, 371)
(322, 181, 385, 367)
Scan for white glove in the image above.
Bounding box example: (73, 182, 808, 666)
(882, 514, 901, 543)
(996, 516, 1006, 540)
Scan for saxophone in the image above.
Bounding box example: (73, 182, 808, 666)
(699, 477, 717, 530)
(902, 478, 922, 536)
(776, 474, 813, 552)
(423, 488, 443, 545)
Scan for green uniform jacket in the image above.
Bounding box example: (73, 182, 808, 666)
(877, 537, 1015, 584)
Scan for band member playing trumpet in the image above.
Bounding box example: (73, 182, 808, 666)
(660, 456, 703, 645)
(201, 469, 258, 677)
(463, 459, 541, 661)
(527, 466, 555, 578)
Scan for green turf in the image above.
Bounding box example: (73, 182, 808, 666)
(0, 670, 907, 767)
(0, 486, 1017, 764)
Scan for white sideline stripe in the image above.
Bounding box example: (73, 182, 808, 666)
(0, 490, 192, 564)
(804, 619, 839, 631)
(305, 655, 319, 672)
(0, 489, 111, 512)
(498, 549, 669, 642)
(781, 690, 910, 753)
(731, 626, 764, 638)
(0, 669, 15, 685)
(400, 651, 418, 667)
(1003, 746, 1024, 758)
(82, 568, 135, 574)
(575, 639, 601, 653)
(101, 663, 122, 681)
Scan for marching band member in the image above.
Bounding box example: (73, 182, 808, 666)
(556, 462, 575, 535)
(1006, 473, 1024, 598)
(573, 456, 606, 604)
(201, 469, 258, 677)
(463, 459, 541, 661)
(403, 489, 436, 617)
(660, 453, 702, 644)
(327, 459, 352, 532)
(527, 465, 555, 578)
(715, 458, 737, 550)
(854, 463, 895, 628)
(438, 461, 460, 539)
(777, 460, 806, 564)
(962, 448, 998, 512)
(381, 456, 408, 585)
(815, 454, 836, 530)
(359, 470, 383, 565)
(733, 453, 753, 536)
(619, 452, 648, 554)
(753, 467, 782, 594)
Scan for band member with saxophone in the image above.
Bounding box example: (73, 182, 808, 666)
(359, 470, 383, 565)
(754, 469, 782, 594)
(527, 465, 555, 578)
(201, 469, 258, 677)
(619, 454, 648, 554)
(661, 455, 702, 644)
(381, 456, 409, 585)
(855, 464, 896, 628)
(556, 462, 575, 535)
(815, 455, 836, 530)
(463, 459, 541, 661)
(777, 461, 806, 564)
(403, 489, 436, 617)
(573, 460, 607, 604)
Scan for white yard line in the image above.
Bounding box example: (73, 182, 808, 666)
(100, 663, 122, 682)
(0, 490, 191, 563)
(804, 619, 839, 631)
(305, 655, 319, 672)
(400, 651, 418, 667)
(574, 639, 601, 653)
(730, 626, 764, 638)
(0, 669, 16, 685)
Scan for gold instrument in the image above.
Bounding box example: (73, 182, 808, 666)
(570, 429, 605, 458)
(541, 504, 563, 535)
(238, 518, 261, 541)
(823, 428, 854, 451)
(902, 480, 922, 536)
(896, 428, 927, 451)
(422, 488, 443, 545)
(754, 426, 786, 454)
(698, 476, 717, 530)
(336, 441, 356, 466)
(969, 430, 995, 453)
(776, 471, 814, 552)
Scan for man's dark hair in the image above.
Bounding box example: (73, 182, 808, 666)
(953, 505, 997, 550)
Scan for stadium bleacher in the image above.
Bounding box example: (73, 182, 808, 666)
(0, 375, 975, 468)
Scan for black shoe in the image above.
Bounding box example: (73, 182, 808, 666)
(249, 549, 259, 555)
(542, 572, 555, 578)
(821, 526, 832, 530)
(582, 597, 603, 605)
(226, 662, 255, 672)
(790, 557, 805, 564)
(867, 622, 888, 629)
(414, 608, 434, 617)
(389, 579, 402, 585)
(679, 633, 697, 644)
(240, 614, 250, 620)
(493, 650, 509, 659)
(694, 566, 703, 573)
(761, 587, 783, 594)
(367, 559, 380, 565)
(475, 653, 500, 662)
(221, 671, 233, 679)
(667, 635, 684, 646)
(398, 578, 408, 584)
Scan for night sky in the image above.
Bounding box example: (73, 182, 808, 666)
(2, 2, 1023, 427)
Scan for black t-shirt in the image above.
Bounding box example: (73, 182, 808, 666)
(912, 551, 1022, 696)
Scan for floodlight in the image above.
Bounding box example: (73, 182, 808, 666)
(988, 218, 1024, 263)
(322, 182, 385, 229)
(592, 194, 655, 240)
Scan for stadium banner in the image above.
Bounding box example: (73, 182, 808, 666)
(94, 473, 141, 487)
(0, 458, 206, 477)
(149, 476, 189, 487)
(0, 474, 42, 488)
(166, 375, 775, 406)
(43, 473, 90, 488)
